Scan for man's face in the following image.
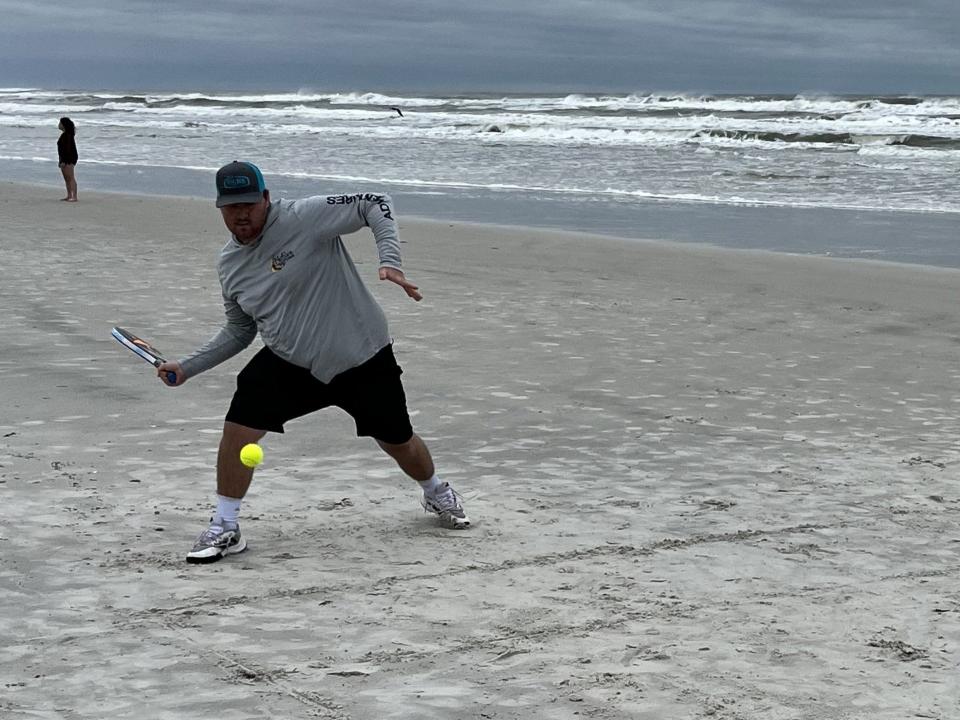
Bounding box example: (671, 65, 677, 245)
(220, 190, 270, 244)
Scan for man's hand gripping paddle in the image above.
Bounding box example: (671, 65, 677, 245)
(111, 327, 178, 384)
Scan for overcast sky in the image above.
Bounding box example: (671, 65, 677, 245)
(1, 0, 957, 95)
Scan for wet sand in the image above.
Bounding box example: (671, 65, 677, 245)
(1, 182, 959, 719)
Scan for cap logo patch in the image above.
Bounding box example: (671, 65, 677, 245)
(223, 175, 251, 189)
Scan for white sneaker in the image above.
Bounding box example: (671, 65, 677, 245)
(185, 520, 247, 564)
(421, 482, 470, 529)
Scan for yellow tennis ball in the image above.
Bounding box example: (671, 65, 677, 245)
(239, 443, 264, 468)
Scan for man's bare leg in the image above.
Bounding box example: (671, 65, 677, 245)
(376, 433, 434, 481)
(186, 421, 267, 563)
(217, 421, 267, 498)
(378, 433, 470, 528)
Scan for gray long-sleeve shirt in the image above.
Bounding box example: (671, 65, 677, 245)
(179, 193, 402, 383)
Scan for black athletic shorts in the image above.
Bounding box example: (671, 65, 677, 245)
(225, 344, 414, 444)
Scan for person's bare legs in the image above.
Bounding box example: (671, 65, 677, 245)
(60, 164, 78, 201)
(376, 433, 434, 481)
(59, 165, 71, 200)
(217, 426, 431, 500)
(217, 421, 267, 499)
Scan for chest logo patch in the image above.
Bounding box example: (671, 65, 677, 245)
(271, 250, 295, 272)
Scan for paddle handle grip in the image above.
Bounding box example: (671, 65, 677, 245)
(154, 362, 178, 385)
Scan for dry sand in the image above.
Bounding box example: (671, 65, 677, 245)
(1, 181, 959, 719)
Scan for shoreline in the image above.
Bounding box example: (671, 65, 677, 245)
(4, 155, 960, 269)
(5, 177, 960, 276)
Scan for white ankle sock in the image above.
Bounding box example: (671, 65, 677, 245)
(215, 494, 243, 524)
(417, 474, 443, 496)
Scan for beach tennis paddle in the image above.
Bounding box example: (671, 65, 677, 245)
(111, 326, 177, 383)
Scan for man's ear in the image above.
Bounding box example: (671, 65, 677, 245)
(262, 189, 271, 203)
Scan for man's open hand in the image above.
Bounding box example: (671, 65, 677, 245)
(379, 267, 422, 301)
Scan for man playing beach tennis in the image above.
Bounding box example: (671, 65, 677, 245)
(157, 161, 469, 564)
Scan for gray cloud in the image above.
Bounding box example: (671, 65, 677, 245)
(0, 0, 956, 93)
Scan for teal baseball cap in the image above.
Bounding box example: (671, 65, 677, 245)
(215, 161, 267, 207)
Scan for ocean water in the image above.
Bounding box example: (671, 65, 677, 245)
(1, 88, 958, 266)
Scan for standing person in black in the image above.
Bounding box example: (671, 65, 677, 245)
(57, 117, 78, 202)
